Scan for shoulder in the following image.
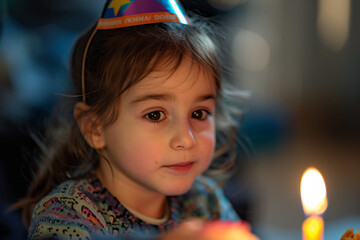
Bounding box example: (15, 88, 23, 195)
(187, 175, 224, 201)
(28, 178, 107, 239)
(181, 175, 239, 220)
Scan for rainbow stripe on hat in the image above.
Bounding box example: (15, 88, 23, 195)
(97, 0, 190, 29)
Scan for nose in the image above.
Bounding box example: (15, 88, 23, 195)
(170, 121, 196, 150)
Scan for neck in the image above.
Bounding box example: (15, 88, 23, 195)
(95, 165, 167, 219)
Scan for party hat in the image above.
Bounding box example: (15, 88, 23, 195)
(97, 0, 190, 30)
(81, 0, 190, 102)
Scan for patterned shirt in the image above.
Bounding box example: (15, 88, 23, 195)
(28, 172, 239, 239)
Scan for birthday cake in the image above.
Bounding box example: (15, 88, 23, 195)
(201, 221, 259, 240)
(341, 229, 360, 240)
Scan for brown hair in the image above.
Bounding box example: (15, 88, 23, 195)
(16, 18, 243, 227)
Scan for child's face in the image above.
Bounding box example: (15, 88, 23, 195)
(99, 56, 216, 196)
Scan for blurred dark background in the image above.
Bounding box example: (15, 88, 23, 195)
(1, 0, 359, 239)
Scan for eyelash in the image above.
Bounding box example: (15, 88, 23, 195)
(143, 109, 212, 124)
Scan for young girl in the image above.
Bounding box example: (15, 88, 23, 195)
(18, 0, 256, 239)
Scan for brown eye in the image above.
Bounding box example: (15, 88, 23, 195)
(145, 111, 165, 122)
(192, 110, 208, 120)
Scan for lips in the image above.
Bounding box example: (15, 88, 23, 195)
(163, 162, 194, 173)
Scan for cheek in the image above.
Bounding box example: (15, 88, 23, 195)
(204, 122, 216, 150)
(198, 131, 216, 160)
(121, 139, 163, 168)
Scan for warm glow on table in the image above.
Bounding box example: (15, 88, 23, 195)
(300, 167, 328, 240)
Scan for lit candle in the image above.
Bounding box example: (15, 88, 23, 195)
(302, 215, 324, 240)
(300, 167, 328, 240)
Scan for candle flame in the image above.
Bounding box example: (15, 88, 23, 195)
(300, 167, 328, 216)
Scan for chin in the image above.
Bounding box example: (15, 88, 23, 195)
(161, 178, 196, 196)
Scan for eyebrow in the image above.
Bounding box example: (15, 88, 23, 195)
(130, 93, 216, 104)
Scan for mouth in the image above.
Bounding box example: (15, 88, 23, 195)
(163, 162, 194, 173)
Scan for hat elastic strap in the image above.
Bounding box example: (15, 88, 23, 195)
(81, 27, 98, 103)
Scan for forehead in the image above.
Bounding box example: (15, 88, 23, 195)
(131, 56, 216, 94)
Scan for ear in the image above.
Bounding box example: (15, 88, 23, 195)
(74, 102, 106, 150)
